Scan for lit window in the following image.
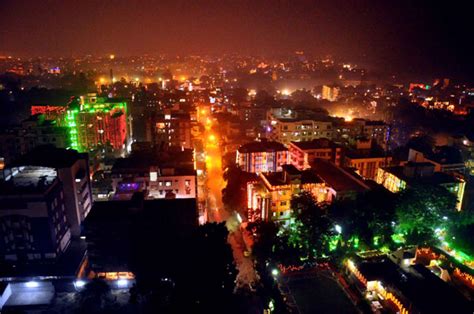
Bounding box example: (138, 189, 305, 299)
(165, 181, 172, 187)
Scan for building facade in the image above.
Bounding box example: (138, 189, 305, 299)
(247, 165, 332, 222)
(376, 162, 465, 211)
(65, 94, 129, 152)
(14, 147, 93, 237)
(236, 141, 289, 173)
(146, 112, 192, 149)
(268, 118, 334, 145)
(289, 138, 343, 170)
(0, 166, 71, 262)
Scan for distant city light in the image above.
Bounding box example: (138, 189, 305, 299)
(109, 54, 115, 60)
(281, 89, 291, 96)
(271, 268, 279, 276)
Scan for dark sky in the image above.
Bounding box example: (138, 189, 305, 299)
(1, 0, 473, 79)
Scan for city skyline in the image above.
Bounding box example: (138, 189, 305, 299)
(1, 0, 473, 79)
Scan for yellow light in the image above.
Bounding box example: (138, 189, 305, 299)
(344, 115, 353, 122)
(99, 78, 105, 84)
(134, 77, 140, 82)
(282, 89, 291, 96)
(180, 76, 186, 81)
(109, 54, 115, 60)
(208, 134, 216, 142)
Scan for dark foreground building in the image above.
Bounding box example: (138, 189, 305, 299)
(84, 193, 197, 276)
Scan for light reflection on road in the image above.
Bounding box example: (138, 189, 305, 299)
(199, 106, 257, 288)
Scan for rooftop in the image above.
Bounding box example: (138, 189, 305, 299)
(85, 196, 197, 230)
(354, 257, 472, 314)
(263, 166, 322, 187)
(311, 159, 369, 192)
(382, 164, 461, 185)
(345, 146, 388, 159)
(238, 140, 287, 153)
(0, 166, 57, 194)
(13, 145, 87, 168)
(290, 138, 340, 150)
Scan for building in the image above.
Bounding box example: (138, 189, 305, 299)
(408, 147, 465, 174)
(247, 161, 370, 222)
(0, 115, 70, 164)
(0, 166, 71, 262)
(376, 162, 465, 210)
(346, 252, 472, 314)
(311, 159, 371, 201)
(237, 105, 267, 124)
(288, 138, 342, 170)
(247, 165, 331, 222)
(344, 141, 392, 180)
(236, 140, 289, 173)
(146, 112, 192, 149)
(13, 146, 93, 237)
(65, 94, 129, 153)
(321, 85, 340, 102)
(84, 195, 197, 272)
(334, 119, 388, 148)
(110, 146, 196, 200)
(268, 118, 333, 145)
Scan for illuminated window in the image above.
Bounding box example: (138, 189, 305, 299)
(165, 181, 172, 187)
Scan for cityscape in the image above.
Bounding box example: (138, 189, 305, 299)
(0, 1, 473, 313)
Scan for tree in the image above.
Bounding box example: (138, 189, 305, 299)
(246, 220, 279, 264)
(395, 184, 457, 245)
(287, 192, 334, 261)
(330, 188, 396, 249)
(222, 165, 256, 214)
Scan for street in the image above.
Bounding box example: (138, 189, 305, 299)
(198, 106, 257, 289)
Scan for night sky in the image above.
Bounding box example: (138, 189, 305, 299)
(1, 0, 473, 78)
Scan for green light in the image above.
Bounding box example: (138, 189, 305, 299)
(373, 236, 380, 247)
(391, 233, 405, 244)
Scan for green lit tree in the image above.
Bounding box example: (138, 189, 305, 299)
(395, 184, 457, 245)
(330, 187, 396, 250)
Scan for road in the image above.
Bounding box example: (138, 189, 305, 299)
(198, 106, 257, 289)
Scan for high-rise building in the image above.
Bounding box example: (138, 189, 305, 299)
(65, 94, 129, 152)
(0, 166, 71, 262)
(14, 146, 93, 237)
(0, 115, 70, 164)
(146, 112, 192, 149)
